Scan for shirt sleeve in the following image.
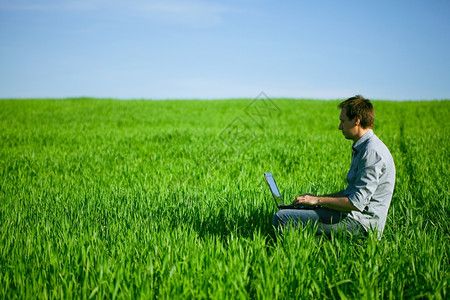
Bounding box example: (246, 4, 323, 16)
(346, 150, 385, 212)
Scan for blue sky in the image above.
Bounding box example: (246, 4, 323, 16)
(1, 0, 449, 100)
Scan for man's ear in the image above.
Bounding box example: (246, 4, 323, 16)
(355, 118, 361, 126)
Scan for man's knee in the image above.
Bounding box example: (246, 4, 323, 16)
(272, 210, 299, 232)
(272, 211, 281, 228)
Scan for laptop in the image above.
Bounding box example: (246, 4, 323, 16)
(264, 173, 317, 209)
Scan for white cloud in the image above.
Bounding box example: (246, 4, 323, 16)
(0, 0, 101, 11)
(137, 1, 237, 25)
(0, 0, 241, 25)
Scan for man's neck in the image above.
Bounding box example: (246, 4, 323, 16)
(352, 128, 371, 143)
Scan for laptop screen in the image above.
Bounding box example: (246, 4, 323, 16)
(264, 173, 283, 205)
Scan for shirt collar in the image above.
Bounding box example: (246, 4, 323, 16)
(352, 129, 374, 153)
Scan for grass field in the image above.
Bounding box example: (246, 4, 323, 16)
(0, 98, 449, 299)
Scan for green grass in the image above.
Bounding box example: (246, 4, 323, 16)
(0, 98, 449, 299)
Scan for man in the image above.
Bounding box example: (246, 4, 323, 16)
(272, 95, 395, 239)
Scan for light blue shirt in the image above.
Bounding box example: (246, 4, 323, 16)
(343, 130, 396, 238)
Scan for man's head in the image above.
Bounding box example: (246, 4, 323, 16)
(338, 95, 374, 141)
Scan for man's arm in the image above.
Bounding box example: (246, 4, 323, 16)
(293, 190, 361, 212)
(321, 190, 346, 198)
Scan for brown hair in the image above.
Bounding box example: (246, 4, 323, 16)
(338, 95, 374, 129)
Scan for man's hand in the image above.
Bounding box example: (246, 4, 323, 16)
(293, 193, 320, 206)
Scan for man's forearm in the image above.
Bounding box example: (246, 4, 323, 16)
(294, 190, 361, 212)
(317, 195, 360, 212)
(321, 190, 346, 198)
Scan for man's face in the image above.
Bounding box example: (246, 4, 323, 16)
(339, 108, 358, 141)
